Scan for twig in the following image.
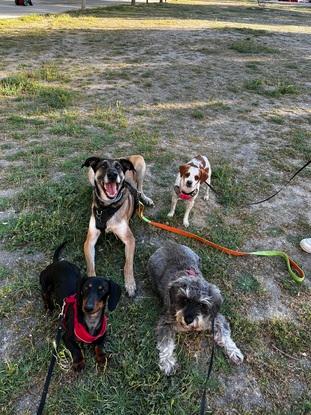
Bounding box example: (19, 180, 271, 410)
(271, 344, 300, 361)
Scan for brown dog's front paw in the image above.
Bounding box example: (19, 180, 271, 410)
(72, 359, 85, 372)
(125, 280, 136, 297)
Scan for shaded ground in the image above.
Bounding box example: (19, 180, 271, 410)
(0, 1, 310, 414)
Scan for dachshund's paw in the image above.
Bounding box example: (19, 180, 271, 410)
(73, 359, 85, 372)
(95, 347, 107, 366)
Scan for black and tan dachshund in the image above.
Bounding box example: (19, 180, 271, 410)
(40, 242, 121, 371)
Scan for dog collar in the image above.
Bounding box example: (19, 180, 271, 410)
(63, 294, 108, 344)
(94, 181, 139, 231)
(185, 267, 199, 277)
(174, 186, 198, 200)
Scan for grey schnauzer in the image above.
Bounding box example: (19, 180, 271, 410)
(148, 242, 244, 375)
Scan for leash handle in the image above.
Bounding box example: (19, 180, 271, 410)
(249, 250, 305, 284)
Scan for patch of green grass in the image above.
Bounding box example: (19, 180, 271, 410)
(267, 319, 309, 354)
(92, 102, 128, 131)
(212, 163, 245, 207)
(191, 110, 204, 120)
(230, 39, 277, 54)
(244, 78, 299, 97)
(0, 73, 35, 96)
(235, 273, 261, 293)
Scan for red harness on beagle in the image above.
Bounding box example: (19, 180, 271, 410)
(62, 294, 108, 344)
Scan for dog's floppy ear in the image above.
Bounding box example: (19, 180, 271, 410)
(108, 280, 122, 311)
(81, 157, 101, 170)
(179, 164, 189, 177)
(199, 167, 209, 184)
(119, 158, 136, 173)
(208, 284, 223, 317)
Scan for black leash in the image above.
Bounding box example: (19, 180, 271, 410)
(199, 318, 216, 415)
(248, 159, 310, 205)
(37, 312, 65, 415)
(206, 159, 310, 206)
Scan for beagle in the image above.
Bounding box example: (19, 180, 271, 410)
(167, 155, 211, 227)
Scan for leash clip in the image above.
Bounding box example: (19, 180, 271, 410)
(58, 299, 66, 320)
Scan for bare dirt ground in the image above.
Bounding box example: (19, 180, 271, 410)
(0, 1, 310, 414)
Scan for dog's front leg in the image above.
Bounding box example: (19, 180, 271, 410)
(112, 221, 136, 297)
(94, 334, 107, 366)
(84, 216, 101, 276)
(183, 199, 195, 228)
(167, 191, 178, 218)
(213, 314, 244, 364)
(132, 155, 154, 206)
(63, 333, 85, 372)
(156, 315, 177, 376)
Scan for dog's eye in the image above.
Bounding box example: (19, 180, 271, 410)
(195, 175, 199, 181)
(185, 173, 190, 178)
(97, 175, 104, 181)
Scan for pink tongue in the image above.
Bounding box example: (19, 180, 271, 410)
(105, 182, 117, 197)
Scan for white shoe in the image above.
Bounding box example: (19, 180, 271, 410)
(300, 238, 311, 254)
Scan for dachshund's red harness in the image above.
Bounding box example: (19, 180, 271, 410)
(63, 294, 108, 344)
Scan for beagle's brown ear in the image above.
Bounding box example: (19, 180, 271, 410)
(199, 167, 209, 183)
(81, 157, 101, 170)
(179, 164, 189, 177)
(119, 158, 136, 173)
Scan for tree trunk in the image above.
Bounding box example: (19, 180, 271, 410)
(131, 0, 135, 5)
(81, 0, 86, 10)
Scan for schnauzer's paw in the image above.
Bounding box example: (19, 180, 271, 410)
(141, 195, 154, 207)
(167, 211, 174, 218)
(73, 359, 85, 372)
(159, 358, 178, 376)
(183, 220, 190, 228)
(125, 281, 136, 297)
(229, 349, 244, 365)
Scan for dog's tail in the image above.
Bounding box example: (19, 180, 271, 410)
(53, 241, 67, 262)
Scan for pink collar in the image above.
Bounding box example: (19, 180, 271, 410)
(63, 294, 108, 344)
(185, 267, 198, 277)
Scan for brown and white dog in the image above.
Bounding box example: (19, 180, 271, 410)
(82, 155, 153, 297)
(167, 155, 211, 227)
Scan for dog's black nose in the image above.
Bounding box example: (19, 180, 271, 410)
(184, 315, 194, 325)
(84, 304, 94, 313)
(107, 170, 118, 181)
(186, 180, 192, 187)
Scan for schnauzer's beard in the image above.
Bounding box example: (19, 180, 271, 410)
(175, 309, 210, 332)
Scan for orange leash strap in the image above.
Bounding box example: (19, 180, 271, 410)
(137, 203, 305, 284)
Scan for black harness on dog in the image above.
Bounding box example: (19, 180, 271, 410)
(93, 181, 139, 231)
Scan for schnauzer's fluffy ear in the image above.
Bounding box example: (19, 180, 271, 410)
(81, 156, 101, 170)
(108, 280, 122, 311)
(119, 158, 135, 173)
(208, 284, 223, 316)
(199, 167, 209, 183)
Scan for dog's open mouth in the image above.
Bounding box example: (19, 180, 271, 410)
(103, 182, 119, 199)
